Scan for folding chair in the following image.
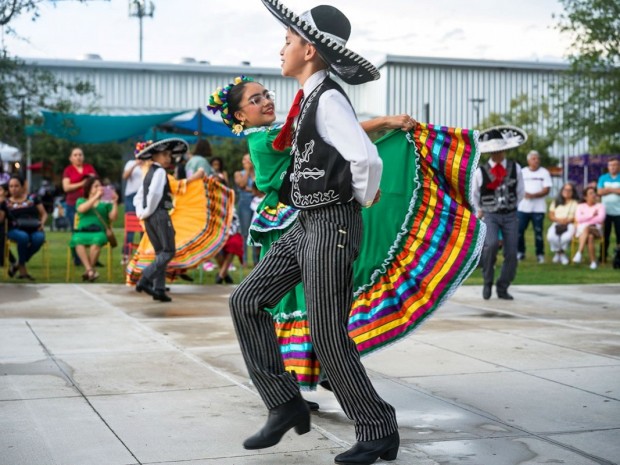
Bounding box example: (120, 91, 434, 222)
(123, 212, 143, 261)
(570, 223, 606, 264)
(66, 243, 113, 282)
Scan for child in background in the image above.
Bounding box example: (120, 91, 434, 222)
(133, 138, 189, 302)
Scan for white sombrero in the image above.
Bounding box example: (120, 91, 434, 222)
(478, 126, 528, 154)
(134, 138, 189, 160)
(261, 1, 380, 85)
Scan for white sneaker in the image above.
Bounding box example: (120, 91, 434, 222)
(537, 255, 545, 264)
(202, 262, 217, 272)
(517, 252, 525, 261)
(590, 261, 597, 270)
(560, 254, 569, 265)
(573, 252, 582, 263)
(552, 253, 561, 264)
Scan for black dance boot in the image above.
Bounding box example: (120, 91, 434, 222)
(243, 395, 311, 450)
(334, 431, 400, 465)
(136, 277, 155, 297)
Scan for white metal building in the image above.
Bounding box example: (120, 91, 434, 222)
(25, 55, 584, 155)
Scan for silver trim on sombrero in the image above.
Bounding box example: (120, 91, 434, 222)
(478, 125, 528, 154)
(262, 0, 380, 82)
(135, 137, 189, 159)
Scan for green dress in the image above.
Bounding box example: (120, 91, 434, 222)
(69, 198, 113, 247)
(245, 123, 484, 390)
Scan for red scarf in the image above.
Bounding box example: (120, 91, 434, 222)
(486, 163, 507, 190)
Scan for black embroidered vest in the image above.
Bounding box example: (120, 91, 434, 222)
(479, 160, 518, 213)
(279, 78, 354, 210)
(143, 164, 173, 211)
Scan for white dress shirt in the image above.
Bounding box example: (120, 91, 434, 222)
(123, 159, 144, 196)
(133, 162, 168, 220)
(298, 70, 383, 207)
(472, 158, 524, 212)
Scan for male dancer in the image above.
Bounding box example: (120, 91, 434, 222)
(134, 138, 188, 303)
(473, 126, 527, 300)
(229, 3, 399, 464)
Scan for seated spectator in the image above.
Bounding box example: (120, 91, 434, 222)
(547, 182, 579, 265)
(210, 156, 229, 186)
(573, 186, 606, 269)
(0, 182, 17, 268)
(4, 175, 47, 280)
(70, 177, 118, 282)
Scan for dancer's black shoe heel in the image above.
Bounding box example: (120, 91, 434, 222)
(334, 431, 400, 464)
(243, 395, 311, 450)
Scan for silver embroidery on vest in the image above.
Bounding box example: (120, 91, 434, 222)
(289, 86, 339, 208)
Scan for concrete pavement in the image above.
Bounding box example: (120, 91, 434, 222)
(1, 282, 619, 465)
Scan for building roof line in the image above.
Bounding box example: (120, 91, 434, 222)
(378, 54, 570, 71)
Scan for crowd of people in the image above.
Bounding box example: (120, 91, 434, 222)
(475, 138, 618, 300)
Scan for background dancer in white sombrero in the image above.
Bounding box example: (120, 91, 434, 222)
(473, 126, 527, 301)
(133, 138, 193, 303)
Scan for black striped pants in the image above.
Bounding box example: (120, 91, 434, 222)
(142, 209, 175, 291)
(230, 202, 398, 441)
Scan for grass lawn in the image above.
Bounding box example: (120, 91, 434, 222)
(1, 214, 618, 285)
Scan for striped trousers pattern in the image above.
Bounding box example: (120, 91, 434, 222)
(230, 202, 398, 441)
(142, 209, 175, 291)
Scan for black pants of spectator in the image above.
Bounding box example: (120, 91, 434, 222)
(603, 214, 620, 259)
(517, 211, 545, 257)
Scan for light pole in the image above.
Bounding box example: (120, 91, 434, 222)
(469, 98, 485, 128)
(128, 0, 155, 62)
(17, 93, 32, 188)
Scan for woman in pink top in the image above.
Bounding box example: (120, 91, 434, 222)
(573, 186, 606, 269)
(62, 147, 98, 231)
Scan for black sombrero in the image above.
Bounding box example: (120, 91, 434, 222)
(261, 1, 380, 85)
(478, 126, 528, 154)
(134, 138, 189, 160)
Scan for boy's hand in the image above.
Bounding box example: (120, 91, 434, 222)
(371, 189, 381, 206)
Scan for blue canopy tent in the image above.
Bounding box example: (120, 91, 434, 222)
(157, 109, 240, 139)
(28, 110, 187, 143)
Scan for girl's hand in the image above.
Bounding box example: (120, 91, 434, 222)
(384, 114, 417, 132)
(92, 186, 103, 200)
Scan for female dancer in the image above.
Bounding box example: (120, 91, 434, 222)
(207, 76, 484, 391)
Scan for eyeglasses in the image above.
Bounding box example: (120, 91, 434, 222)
(241, 90, 275, 108)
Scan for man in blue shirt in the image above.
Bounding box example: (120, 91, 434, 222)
(597, 157, 620, 260)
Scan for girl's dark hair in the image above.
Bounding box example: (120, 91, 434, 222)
(193, 139, 212, 157)
(211, 156, 225, 171)
(83, 176, 100, 198)
(555, 182, 577, 206)
(226, 81, 254, 125)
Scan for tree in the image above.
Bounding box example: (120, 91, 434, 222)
(1, 0, 105, 185)
(479, 94, 561, 168)
(554, 0, 620, 153)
